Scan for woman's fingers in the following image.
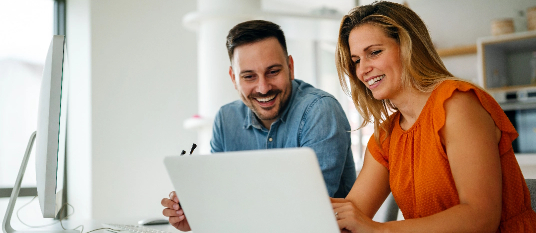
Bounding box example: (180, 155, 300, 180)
(331, 200, 364, 233)
(332, 201, 355, 213)
(337, 218, 357, 232)
(330, 197, 348, 203)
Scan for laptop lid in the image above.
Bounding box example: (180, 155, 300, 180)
(164, 147, 339, 233)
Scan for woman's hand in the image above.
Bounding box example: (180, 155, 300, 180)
(331, 198, 381, 233)
(161, 191, 191, 231)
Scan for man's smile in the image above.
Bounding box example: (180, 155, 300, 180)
(250, 91, 281, 109)
(255, 94, 276, 103)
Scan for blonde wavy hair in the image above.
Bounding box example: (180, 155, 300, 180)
(336, 1, 454, 146)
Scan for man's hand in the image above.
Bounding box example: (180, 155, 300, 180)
(161, 191, 191, 231)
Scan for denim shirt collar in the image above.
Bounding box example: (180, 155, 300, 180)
(244, 79, 299, 130)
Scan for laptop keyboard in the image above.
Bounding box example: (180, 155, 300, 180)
(102, 223, 172, 233)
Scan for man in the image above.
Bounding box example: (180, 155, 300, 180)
(161, 20, 356, 231)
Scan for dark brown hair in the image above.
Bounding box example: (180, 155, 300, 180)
(226, 20, 288, 62)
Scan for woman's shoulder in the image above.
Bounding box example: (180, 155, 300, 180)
(428, 79, 487, 112)
(429, 79, 517, 148)
(442, 89, 485, 121)
(425, 80, 486, 132)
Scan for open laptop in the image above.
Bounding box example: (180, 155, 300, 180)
(164, 147, 340, 233)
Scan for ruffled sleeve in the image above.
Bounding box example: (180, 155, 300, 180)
(430, 80, 518, 156)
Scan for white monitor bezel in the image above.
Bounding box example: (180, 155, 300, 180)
(35, 35, 66, 218)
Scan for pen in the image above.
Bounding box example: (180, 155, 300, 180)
(189, 143, 197, 155)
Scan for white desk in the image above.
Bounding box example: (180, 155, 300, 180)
(1, 197, 183, 233)
(3, 217, 181, 233)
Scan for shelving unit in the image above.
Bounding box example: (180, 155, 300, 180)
(478, 30, 536, 94)
(477, 31, 536, 156)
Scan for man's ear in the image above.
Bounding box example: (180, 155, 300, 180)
(288, 55, 295, 81)
(229, 66, 238, 90)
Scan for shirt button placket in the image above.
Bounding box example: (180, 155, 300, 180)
(267, 136, 274, 148)
(267, 123, 277, 149)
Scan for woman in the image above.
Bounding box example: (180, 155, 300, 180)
(332, 1, 536, 232)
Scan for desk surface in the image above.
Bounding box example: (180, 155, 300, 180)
(60, 219, 181, 233)
(4, 217, 183, 233)
(1, 197, 183, 233)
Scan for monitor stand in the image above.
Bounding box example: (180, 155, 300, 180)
(2, 132, 78, 233)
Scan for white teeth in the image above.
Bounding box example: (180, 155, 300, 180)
(256, 95, 276, 102)
(367, 75, 385, 86)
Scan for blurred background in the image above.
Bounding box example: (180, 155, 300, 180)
(1, 0, 535, 223)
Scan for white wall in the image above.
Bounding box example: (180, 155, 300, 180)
(66, 0, 198, 220)
(65, 0, 92, 219)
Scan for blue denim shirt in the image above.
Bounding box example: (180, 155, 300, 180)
(210, 79, 356, 198)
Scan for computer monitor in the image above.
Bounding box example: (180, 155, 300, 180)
(35, 35, 68, 219)
(2, 35, 76, 233)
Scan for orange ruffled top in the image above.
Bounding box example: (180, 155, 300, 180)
(368, 80, 536, 232)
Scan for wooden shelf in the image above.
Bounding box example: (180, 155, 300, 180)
(437, 44, 477, 57)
